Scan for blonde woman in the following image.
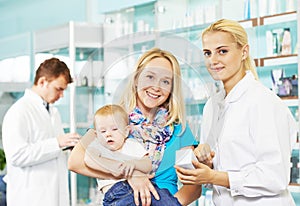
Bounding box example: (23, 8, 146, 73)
(69, 48, 201, 206)
(175, 19, 297, 206)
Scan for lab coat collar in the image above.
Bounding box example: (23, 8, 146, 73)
(225, 71, 254, 103)
(206, 71, 255, 123)
(24, 88, 45, 107)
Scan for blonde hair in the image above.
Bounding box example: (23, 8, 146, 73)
(119, 47, 186, 131)
(202, 19, 258, 79)
(93, 104, 128, 130)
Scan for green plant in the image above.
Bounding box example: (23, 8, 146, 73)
(0, 149, 6, 171)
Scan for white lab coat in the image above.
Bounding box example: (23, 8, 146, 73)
(2, 89, 70, 206)
(201, 72, 297, 206)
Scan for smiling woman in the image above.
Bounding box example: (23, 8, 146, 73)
(114, 48, 201, 205)
(136, 58, 173, 119)
(68, 48, 201, 206)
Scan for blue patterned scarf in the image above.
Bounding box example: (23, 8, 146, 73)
(129, 107, 174, 172)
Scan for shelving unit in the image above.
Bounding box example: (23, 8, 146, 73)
(257, 54, 297, 67)
(251, 12, 298, 128)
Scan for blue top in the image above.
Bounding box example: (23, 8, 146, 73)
(152, 123, 198, 195)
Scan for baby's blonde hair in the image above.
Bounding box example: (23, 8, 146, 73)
(93, 104, 128, 130)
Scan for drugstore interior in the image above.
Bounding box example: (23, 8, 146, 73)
(0, 0, 299, 205)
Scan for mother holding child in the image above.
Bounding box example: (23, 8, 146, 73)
(68, 47, 202, 206)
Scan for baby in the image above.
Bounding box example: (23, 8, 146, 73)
(84, 104, 181, 206)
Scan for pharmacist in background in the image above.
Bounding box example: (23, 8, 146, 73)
(175, 19, 297, 206)
(2, 58, 81, 206)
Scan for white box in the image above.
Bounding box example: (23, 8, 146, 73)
(175, 149, 198, 169)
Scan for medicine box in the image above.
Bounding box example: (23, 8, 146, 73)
(175, 149, 198, 169)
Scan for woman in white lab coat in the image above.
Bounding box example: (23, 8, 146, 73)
(2, 58, 80, 206)
(175, 19, 297, 206)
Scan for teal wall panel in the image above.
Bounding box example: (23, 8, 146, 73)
(0, 0, 86, 38)
(0, 32, 32, 59)
(98, 0, 155, 13)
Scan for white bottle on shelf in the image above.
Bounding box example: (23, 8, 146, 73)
(259, 0, 268, 16)
(286, 0, 295, 12)
(269, 0, 277, 15)
(281, 28, 292, 55)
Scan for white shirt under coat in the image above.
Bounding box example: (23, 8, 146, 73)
(201, 71, 297, 206)
(2, 89, 70, 206)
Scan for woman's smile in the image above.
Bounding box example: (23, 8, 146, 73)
(146, 91, 160, 99)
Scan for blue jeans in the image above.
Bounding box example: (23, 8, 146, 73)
(103, 181, 181, 206)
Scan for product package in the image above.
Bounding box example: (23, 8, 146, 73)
(175, 149, 198, 169)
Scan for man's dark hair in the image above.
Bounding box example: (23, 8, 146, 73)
(34, 58, 73, 85)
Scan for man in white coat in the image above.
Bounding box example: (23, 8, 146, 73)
(2, 58, 81, 206)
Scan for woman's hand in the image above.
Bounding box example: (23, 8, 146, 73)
(127, 171, 159, 206)
(118, 160, 136, 178)
(193, 143, 215, 168)
(175, 160, 214, 185)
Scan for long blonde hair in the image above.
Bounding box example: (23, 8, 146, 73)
(202, 19, 258, 79)
(119, 47, 186, 131)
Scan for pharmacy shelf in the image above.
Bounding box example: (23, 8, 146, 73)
(289, 184, 300, 192)
(281, 96, 299, 107)
(0, 82, 31, 92)
(256, 54, 298, 67)
(260, 11, 297, 25)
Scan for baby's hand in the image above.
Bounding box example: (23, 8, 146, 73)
(194, 143, 215, 168)
(118, 161, 136, 178)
